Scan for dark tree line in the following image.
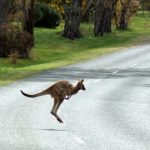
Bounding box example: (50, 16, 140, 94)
(63, 0, 139, 39)
(0, 0, 139, 42)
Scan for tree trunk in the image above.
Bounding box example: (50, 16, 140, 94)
(113, 0, 119, 29)
(63, 0, 82, 40)
(81, 0, 93, 22)
(23, 0, 35, 36)
(103, 7, 112, 33)
(104, 0, 116, 32)
(21, 0, 35, 46)
(119, 0, 132, 29)
(94, 0, 106, 36)
(0, 0, 10, 25)
(94, 0, 115, 35)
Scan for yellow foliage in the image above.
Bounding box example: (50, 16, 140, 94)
(49, 0, 64, 15)
(115, 0, 140, 26)
(49, 0, 87, 16)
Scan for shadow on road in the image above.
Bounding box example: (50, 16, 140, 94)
(34, 128, 73, 132)
(24, 67, 150, 82)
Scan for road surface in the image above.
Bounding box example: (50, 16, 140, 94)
(0, 44, 150, 150)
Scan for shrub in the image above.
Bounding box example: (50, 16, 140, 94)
(8, 51, 19, 64)
(34, 2, 61, 28)
(0, 24, 34, 58)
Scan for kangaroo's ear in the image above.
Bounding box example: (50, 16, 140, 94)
(81, 79, 84, 83)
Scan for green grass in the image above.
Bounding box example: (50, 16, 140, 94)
(0, 12, 150, 86)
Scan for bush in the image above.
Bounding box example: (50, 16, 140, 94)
(0, 24, 34, 58)
(34, 2, 61, 28)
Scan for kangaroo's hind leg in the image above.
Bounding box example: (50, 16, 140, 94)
(51, 97, 64, 123)
(51, 98, 57, 115)
(54, 98, 64, 123)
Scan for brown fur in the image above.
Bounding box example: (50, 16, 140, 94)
(21, 79, 85, 123)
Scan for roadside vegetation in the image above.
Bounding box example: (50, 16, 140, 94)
(0, 11, 150, 86)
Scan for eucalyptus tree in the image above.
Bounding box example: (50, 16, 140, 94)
(114, 0, 140, 29)
(93, 0, 116, 36)
(62, 0, 82, 40)
(118, 0, 132, 29)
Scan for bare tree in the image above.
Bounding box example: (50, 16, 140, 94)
(62, 0, 82, 40)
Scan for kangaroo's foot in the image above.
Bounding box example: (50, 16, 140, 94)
(51, 112, 63, 123)
(56, 116, 63, 123)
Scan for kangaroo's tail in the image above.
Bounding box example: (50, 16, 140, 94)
(21, 90, 48, 98)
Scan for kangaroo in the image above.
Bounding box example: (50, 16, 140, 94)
(21, 79, 85, 123)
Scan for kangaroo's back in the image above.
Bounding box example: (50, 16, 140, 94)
(21, 80, 73, 99)
(49, 80, 73, 98)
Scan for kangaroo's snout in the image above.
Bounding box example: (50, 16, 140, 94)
(82, 87, 86, 90)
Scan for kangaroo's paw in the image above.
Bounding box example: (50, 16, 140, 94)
(51, 112, 63, 123)
(57, 117, 63, 123)
(56, 115, 63, 123)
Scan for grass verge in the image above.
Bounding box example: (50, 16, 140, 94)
(0, 12, 150, 86)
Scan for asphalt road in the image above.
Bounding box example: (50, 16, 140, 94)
(0, 44, 150, 150)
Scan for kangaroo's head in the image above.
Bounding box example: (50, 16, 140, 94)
(77, 79, 86, 91)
